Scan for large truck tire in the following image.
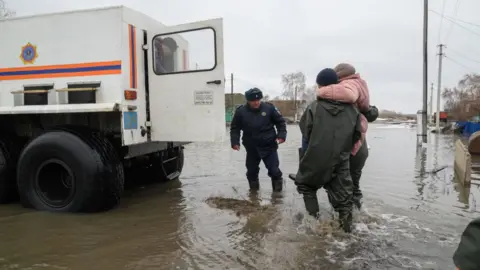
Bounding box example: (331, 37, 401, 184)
(0, 135, 20, 203)
(17, 128, 124, 212)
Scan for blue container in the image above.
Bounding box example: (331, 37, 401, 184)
(462, 122, 480, 137)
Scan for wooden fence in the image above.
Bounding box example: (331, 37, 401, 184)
(455, 139, 472, 186)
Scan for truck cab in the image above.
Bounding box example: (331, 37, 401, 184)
(433, 111, 448, 124)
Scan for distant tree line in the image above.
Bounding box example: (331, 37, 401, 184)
(379, 110, 415, 120)
(442, 73, 480, 121)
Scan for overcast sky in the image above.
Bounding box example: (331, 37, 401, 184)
(5, 0, 480, 113)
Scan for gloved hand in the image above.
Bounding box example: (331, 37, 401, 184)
(232, 145, 240, 151)
(363, 105, 379, 123)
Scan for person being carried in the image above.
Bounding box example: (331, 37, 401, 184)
(230, 88, 287, 192)
(321, 63, 369, 156)
(291, 63, 378, 210)
(294, 68, 362, 232)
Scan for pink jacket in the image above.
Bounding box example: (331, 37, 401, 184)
(316, 74, 370, 155)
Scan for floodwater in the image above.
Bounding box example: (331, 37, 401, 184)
(0, 124, 478, 270)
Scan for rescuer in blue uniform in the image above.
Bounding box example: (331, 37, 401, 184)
(230, 88, 287, 192)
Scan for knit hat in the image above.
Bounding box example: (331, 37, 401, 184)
(316, 68, 339, 86)
(245, 87, 263, 101)
(334, 63, 356, 79)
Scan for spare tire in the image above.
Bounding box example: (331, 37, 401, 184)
(17, 129, 124, 212)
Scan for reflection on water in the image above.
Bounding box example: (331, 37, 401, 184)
(0, 123, 477, 269)
(0, 179, 188, 269)
(414, 144, 427, 198)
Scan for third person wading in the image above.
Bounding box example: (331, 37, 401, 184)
(230, 88, 287, 192)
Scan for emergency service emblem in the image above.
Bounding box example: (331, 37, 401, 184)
(20, 42, 38, 65)
(261, 112, 266, 116)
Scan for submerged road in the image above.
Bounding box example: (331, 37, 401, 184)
(0, 123, 477, 269)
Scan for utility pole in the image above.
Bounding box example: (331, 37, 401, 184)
(230, 73, 234, 113)
(436, 44, 445, 133)
(294, 86, 298, 122)
(429, 82, 434, 123)
(421, 0, 429, 143)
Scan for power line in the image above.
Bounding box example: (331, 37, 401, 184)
(437, 0, 447, 44)
(444, 55, 476, 71)
(430, 9, 480, 28)
(445, 0, 461, 43)
(430, 9, 480, 39)
(446, 48, 480, 65)
(444, 15, 480, 28)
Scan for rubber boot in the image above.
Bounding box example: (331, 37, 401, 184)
(338, 209, 353, 233)
(248, 179, 260, 191)
(302, 194, 320, 218)
(353, 198, 362, 211)
(271, 177, 283, 192)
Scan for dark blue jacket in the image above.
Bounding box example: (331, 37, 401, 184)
(230, 102, 287, 155)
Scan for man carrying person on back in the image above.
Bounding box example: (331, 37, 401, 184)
(294, 68, 362, 233)
(290, 63, 379, 211)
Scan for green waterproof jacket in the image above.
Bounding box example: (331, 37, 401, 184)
(295, 98, 361, 189)
(453, 218, 480, 270)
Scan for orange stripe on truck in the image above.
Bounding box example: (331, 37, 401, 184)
(0, 60, 122, 81)
(128, 24, 138, 89)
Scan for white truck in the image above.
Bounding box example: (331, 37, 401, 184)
(0, 6, 225, 212)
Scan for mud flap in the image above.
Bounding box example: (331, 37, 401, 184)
(166, 171, 181, 181)
(161, 146, 184, 181)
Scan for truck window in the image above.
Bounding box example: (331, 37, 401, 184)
(152, 28, 216, 75)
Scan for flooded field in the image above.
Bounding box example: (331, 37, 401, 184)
(0, 124, 478, 270)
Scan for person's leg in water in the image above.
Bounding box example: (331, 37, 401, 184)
(349, 140, 369, 210)
(291, 139, 319, 215)
(262, 150, 283, 192)
(245, 149, 261, 190)
(324, 152, 354, 233)
(296, 184, 320, 218)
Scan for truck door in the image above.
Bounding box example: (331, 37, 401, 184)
(148, 18, 225, 142)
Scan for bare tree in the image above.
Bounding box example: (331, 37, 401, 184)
(442, 73, 480, 121)
(281, 72, 306, 101)
(302, 84, 317, 103)
(0, 0, 15, 19)
(280, 72, 306, 121)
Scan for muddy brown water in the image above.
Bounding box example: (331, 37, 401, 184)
(0, 124, 477, 269)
